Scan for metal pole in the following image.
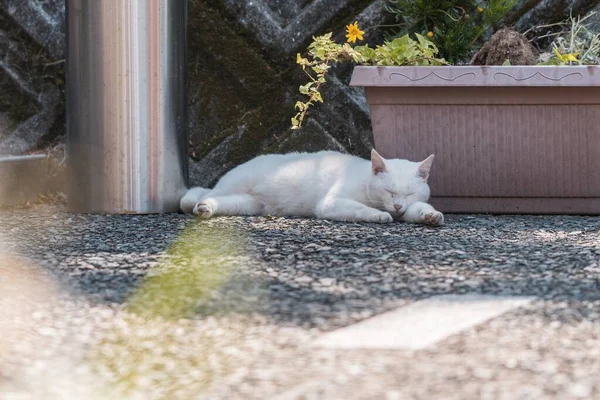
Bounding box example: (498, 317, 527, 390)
(66, 0, 188, 213)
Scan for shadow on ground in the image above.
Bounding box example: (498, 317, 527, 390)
(2, 207, 599, 329)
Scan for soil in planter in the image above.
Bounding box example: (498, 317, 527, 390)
(471, 27, 538, 65)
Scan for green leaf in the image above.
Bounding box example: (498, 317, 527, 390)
(299, 82, 314, 95)
(537, 58, 559, 66)
(414, 33, 431, 49)
(296, 53, 308, 65)
(312, 64, 330, 74)
(502, 59, 511, 66)
(390, 35, 411, 48)
(291, 117, 299, 127)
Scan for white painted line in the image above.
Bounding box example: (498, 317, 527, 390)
(313, 294, 535, 350)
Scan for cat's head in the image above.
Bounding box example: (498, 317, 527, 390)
(368, 149, 434, 216)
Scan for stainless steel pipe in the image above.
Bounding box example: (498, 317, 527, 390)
(66, 0, 188, 213)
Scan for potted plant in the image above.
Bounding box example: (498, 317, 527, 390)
(292, 6, 600, 215)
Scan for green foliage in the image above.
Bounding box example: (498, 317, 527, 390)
(537, 12, 600, 65)
(292, 31, 446, 129)
(384, 0, 517, 63)
(356, 33, 447, 65)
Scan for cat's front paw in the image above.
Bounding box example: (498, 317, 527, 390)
(193, 203, 214, 218)
(365, 211, 393, 224)
(421, 210, 444, 226)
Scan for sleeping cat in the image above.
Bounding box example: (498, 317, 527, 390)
(180, 149, 444, 225)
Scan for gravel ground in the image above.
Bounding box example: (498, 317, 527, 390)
(0, 205, 599, 399)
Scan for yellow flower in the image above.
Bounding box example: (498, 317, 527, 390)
(345, 21, 364, 43)
(565, 53, 579, 62)
(427, 31, 434, 38)
(477, 6, 484, 12)
(554, 48, 579, 63)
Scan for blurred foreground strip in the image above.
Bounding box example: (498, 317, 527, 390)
(0, 254, 97, 399)
(90, 222, 263, 399)
(125, 223, 249, 320)
(0, 254, 60, 366)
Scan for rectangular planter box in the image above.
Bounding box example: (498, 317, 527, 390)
(350, 65, 600, 215)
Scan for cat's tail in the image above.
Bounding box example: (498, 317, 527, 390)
(180, 187, 211, 214)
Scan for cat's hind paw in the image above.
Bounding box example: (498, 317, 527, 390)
(422, 211, 444, 226)
(193, 203, 214, 218)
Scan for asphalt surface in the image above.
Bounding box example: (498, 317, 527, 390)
(1, 205, 599, 399)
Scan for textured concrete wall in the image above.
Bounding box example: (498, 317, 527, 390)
(1, 0, 599, 187)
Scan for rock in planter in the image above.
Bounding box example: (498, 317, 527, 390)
(471, 28, 538, 66)
(350, 65, 600, 215)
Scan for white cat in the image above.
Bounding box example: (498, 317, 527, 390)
(180, 149, 444, 225)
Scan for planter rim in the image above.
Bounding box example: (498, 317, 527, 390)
(349, 65, 600, 87)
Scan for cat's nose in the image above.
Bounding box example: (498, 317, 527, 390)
(394, 204, 402, 211)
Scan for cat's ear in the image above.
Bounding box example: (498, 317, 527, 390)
(417, 154, 435, 180)
(371, 149, 387, 175)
